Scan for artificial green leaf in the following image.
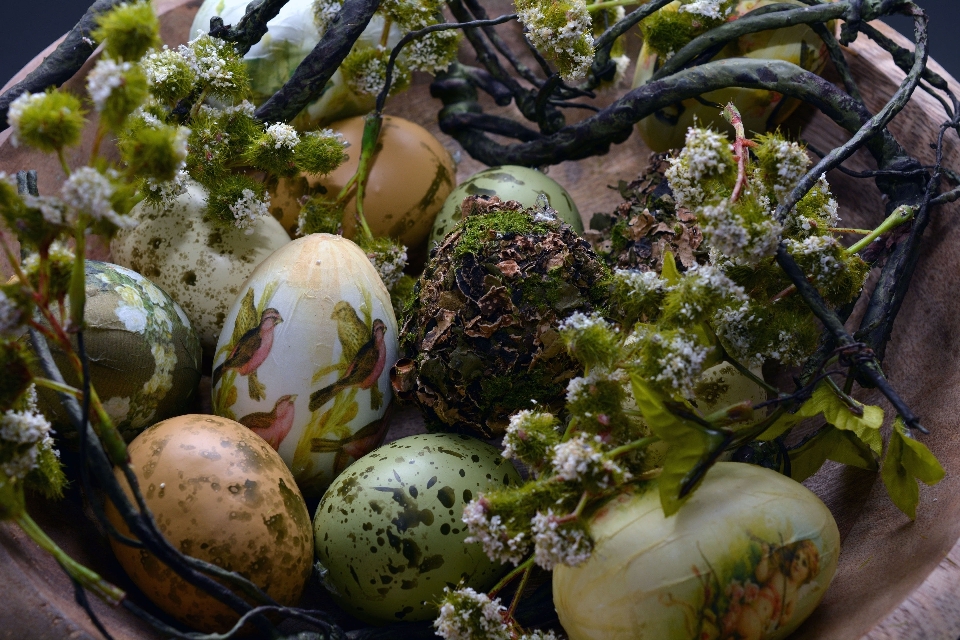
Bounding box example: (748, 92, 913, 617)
(661, 251, 681, 286)
(882, 418, 945, 520)
(756, 411, 805, 442)
(815, 385, 884, 456)
(789, 425, 878, 482)
(631, 374, 728, 516)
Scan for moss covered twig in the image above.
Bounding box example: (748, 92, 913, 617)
(207, 0, 292, 56)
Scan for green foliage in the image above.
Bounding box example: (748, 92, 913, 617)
(245, 129, 299, 177)
(119, 121, 187, 182)
(295, 131, 350, 175)
(0, 342, 34, 413)
(454, 207, 548, 258)
(789, 425, 878, 482)
(882, 418, 945, 520)
(639, 1, 735, 57)
(298, 196, 344, 236)
(140, 47, 197, 105)
(187, 34, 251, 101)
(25, 441, 67, 500)
(204, 174, 267, 226)
(390, 274, 417, 321)
(93, 0, 161, 62)
(560, 314, 621, 370)
(10, 90, 85, 153)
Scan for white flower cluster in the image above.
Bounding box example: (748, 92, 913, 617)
(551, 435, 627, 487)
(785, 234, 843, 286)
(0, 289, 22, 336)
(614, 268, 667, 294)
(229, 188, 270, 232)
(647, 329, 710, 398)
(558, 311, 608, 334)
(0, 399, 54, 480)
(313, 0, 344, 34)
(265, 122, 300, 150)
(666, 127, 731, 209)
(141, 46, 191, 87)
(672, 264, 748, 323)
(698, 201, 782, 264)
(531, 510, 592, 570)
(345, 47, 392, 96)
(565, 366, 626, 406)
(86, 59, 133, 112)
(181, 34, 238, 91)
(502, 409, 553, 461)
(435, 587, 510, 640)
(402, 30, 461, 74)
(366, 242, 408, 290)
(517, 0, 595, 80)
(61, 167, 137, 229)
(520, 632, 559, 640)
(145, 170, 189, 204)
(763, 137, 809, 201)
(6, 92, 45, 148)
(679, 0, 733, 20)
(463, 498, 529, 565)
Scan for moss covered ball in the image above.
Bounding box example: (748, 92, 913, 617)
(394, 196, 609, 438)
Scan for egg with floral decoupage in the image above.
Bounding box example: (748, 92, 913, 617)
(33, 261, 201, 444)
(313, 433, 522, 624)
(111, 180, 290, 356)
(212, 234, 398, 497)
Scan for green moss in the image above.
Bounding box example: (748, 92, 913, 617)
(640, 3, 732, 57)
(478, 369, 568, 418)
(453, 208, 549, 259)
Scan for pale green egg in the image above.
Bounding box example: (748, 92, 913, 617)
(313, 433, 522, 624)
(430, 166, 583, 247)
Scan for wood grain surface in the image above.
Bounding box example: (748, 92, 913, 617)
(2, 1, 960, 638)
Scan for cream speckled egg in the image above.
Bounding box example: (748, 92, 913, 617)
(313, 433, 522, 624)
(34, 261, 201, 443)
(110, 181, 290, 355)
(212, 234, 398, 497)
(430, 165, 584, 246)
(554, 462, 839, 640)
(105, 414, 314, 633)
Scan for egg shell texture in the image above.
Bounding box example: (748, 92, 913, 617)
(313, 433, 522, 624)
(111, 181, 291, 355)
(553, 462, 840, 640)
(105, 414, 314, 633)
(431, 165, 584, 246)
(34, 261, 201, 443)
(212, 234, 399, 498)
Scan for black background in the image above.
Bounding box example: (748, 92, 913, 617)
(1, 1, 958, 91)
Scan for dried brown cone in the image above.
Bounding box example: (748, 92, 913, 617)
(392, 196, 609, 438)
(585, 153, 709, 273)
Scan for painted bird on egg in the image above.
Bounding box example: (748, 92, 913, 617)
(212, 234, 399, 498)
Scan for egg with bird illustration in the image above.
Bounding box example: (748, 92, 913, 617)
(212, 233, 399, 497)
(313, 433, 522, 624)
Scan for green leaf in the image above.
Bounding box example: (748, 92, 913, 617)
(882, 418, 945, 520)
(813, 385, 884, 456)
(789, 425, 878, 482)
(661, 251, 681, 286)
(630, 374, 728, 516)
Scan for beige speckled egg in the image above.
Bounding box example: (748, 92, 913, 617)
(105, 414, 314, 633)
(211, 234, 398, 498)
(34, 261, 201, 444)
(270, 116, 456, 266)
(110, 181, 291, 355)
(313, 433, 522, 624)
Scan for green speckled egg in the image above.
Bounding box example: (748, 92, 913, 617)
(430, 166, 583, 246)
(34, 261, 201, 444)
(313, 433, 522, 624)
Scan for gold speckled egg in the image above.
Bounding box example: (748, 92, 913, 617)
(211, 234, 398, 498)
(105, 414, 314, 633)
(33, 261, 201, 444)
(270, 116, 456, 265)
(111, 181, 291, 355)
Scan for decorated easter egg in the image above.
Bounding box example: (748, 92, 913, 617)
(313, 433, 522, 623)
(111, 180, 290, 355)
(211, 234, 398, 497)
(270, 116, 456, 265)
(34, 261, 201, 443)
(105, 414, 314, 633)
(430, 165, 584, 246)
(633, 0, 831, 151)
(553, 462, 839, 640)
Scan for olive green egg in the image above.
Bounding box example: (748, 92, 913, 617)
(313, 433, 522, 624)
(34, 261, 202, 444)
(430, 166, 583, 246)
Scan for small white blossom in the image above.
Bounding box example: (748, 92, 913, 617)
(20, 193, 67, 225)
(531, 510, 592, 570)
(180, 34, 238, 91)
(786, 234, 844, 286)
(565, 366, 626, 405)
(229, 188, 270, 232)
(6, 92, 44, 147)
(345, 46, 396, 96)
(666, 127, 732, 209)
(679, 0, 733, 20)
(402, 30, 460, 73)
(141, 46, 192, 87)
(265, 122, 300, 150)
(145, 169, 189, 205)
(313, 0, 344, 34)
(86, 59, 133, 112)
(520, 632, 559, 640)
(434, 587, 510, 640)
(366, 242, 407, 290)
(764, 138, 810, 200)
(558, 311, 609, 334)
(646, 329, 711, 398)
(61, 167, 136, 229)
(0, 406, 53, 480)
(0, 290, 22, 336)
(550, 434, 626, 487)
(698, 201, 782, 264)
(502, 409, 556, 461)
(463, 498, 530, 565)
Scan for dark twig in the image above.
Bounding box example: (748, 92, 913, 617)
(0, 0, 128, 131)
(207, 0, 291, 56)
(69, 576, 116, 640)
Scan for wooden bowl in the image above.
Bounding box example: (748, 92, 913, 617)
(2, 1, 960, 638)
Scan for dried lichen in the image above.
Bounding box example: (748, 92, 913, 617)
(585, 153, 709, 273)
(394, 196, 609, 438)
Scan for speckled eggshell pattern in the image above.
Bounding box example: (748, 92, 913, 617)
(211, 234, 399, 498)
(430, 165, 583, 247)
(34, 261, 201, 444)
(313, 433, 522, 624)
(110, 181, 291, 355)
(104, 414, 314, 633)
(554, 462, 840, 640)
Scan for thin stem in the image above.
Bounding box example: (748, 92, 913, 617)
(608, 436, 660, 458)
(506, 564, 532, 621)
(489, 557, 535, 597)
(845, 204, 915, 255)
(33, 377, 81, 398)
(379, 17, 393, 49)
(56, 149, 71, 177)
(830, 227, 872, 235)
(586, 0, 640, 11)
